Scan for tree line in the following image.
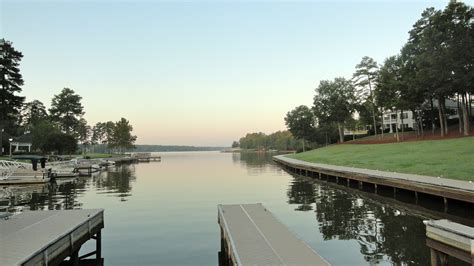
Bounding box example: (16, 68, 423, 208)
(285, 1, 473, 148)
(0, 39, 137, 155)
(235, 131, 308, 151)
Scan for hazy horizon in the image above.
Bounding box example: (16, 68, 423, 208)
(1, 0, 454, 146)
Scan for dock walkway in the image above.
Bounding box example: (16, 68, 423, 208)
(273, 155, 474, 204)
(0, 209, 104, 265)
(218, 203, 329, 266)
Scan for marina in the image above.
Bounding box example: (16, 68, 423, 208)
(0, 153, 161, 185)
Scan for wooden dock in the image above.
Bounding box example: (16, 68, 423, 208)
(0, 177, 50, 185)
(273, 155, 474, 207)
(130, 152, 161, 162)
(218, 203, 329, 266)
(424, 219, 474, 265)
(0, 209, 104, 265)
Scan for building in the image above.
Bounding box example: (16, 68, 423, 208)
(382, 99, 461, 133)
(9, 133, 33, 154)
(382, 111, 415, 133)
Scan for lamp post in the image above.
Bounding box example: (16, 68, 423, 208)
(9, 138, 13, 157)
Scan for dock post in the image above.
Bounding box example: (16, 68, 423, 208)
(430, 249, 438, 266)
(439, 252, 448, 266)
(443, 198, 448, 213)
(374, 183, 378, 193)
(358, 181, 363, 189)
(346, 179, 350, 186)
(429, 249, 449, 266)
(318, 172, 322, 179)
(71, 249, 79, 266)
(96, 230, 102, 261)
(393, 187, 397, 198)
(335, 176, 339, 183)
(415, 191, 419, 204)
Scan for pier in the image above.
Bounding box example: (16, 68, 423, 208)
(130, 152, 161, 162)
(273, 155, 474, 208)
(218, 203, 329, 266)
(0, 209, 104, 265)
(424, 219, 474, 265)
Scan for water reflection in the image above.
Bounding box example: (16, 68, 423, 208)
(233, 152, 274, 167)
(94, 164, 136, 200)
(233, 152, 285, 176)
(1, 180, 83, 212)
(0, 164, 136, 212)
(287, 178, 315, 211)
(312, 182, 429, 264)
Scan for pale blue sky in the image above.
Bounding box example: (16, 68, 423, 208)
(1, 0, 460, 145)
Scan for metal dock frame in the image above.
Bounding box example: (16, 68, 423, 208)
(0, 209, 104, 265)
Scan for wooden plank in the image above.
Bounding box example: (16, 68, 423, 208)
(218, 204, 329, 266)
(0, 209, 104, 265)
(427, 238, 472, 264)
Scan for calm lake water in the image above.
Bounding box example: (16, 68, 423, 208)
(2, 152, 472, 265)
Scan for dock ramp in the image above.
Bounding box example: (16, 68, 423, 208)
(218, 203, 329, 266)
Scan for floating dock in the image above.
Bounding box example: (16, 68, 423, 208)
(424, 219, 474, 265)
(0, 177, 50, 185)
(218, 203, 329, 266)
(273, 155, 474, 207)
(0, 209, 104, 265)
(130, 152, 161, 162)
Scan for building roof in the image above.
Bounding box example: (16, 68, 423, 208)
(12, 133, 32, 144)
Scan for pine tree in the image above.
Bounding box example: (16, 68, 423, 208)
(0, 39, 25, 155)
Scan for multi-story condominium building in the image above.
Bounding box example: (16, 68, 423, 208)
(382, 99, 462, 133)
(382, 111, 414, 133)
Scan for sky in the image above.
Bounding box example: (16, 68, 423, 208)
(0, 0, 461, 146)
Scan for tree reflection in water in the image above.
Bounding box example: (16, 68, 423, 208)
(233, 152, 273, 167)
(0, 164, 137, 212)
(288, 176, 430, 265)
(287, 178, 315, 211)
(0, 180, 83, 212)
(95, 164, 136, 200)
(233, 152, 284, 176)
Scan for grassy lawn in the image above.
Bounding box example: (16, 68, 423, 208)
(84, 153, 121, 159)
(289, 137, 474, 181)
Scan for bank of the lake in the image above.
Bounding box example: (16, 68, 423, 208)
(289, 137, 474, 181)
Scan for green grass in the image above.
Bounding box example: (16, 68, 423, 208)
(83, 153, 120, 159)
(289, 137, 474, 181)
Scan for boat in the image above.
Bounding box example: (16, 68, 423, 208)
(47, 160, 79, 178)
(71, 159, 102, 176)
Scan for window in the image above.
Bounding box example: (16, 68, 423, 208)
(391, 114, 397, 119)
